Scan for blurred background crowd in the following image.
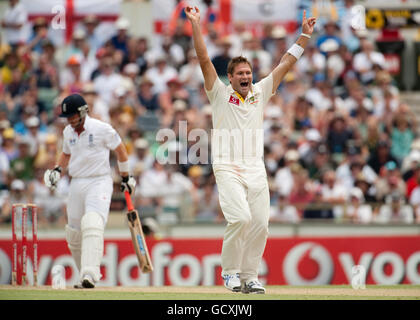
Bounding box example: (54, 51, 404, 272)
(0, 0, 420, 229)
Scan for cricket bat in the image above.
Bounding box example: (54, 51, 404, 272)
(124, 191, 153, 273)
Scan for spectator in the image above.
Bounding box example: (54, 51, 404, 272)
(144, 55, 178, 94)
(242, 33, 272, 80)
(60, 55, 84, 93)
(128, 138, 154, 173)
(326, 114, 354, 162)
(354, 172, 377, 203)
(267, 26, 288, 63)
(82, 15, 103, 52)
(211, 36, 232, 81)
(195, 180, 222, 222)
(1, 0, 28, 48)
(353, 38, 386, 85)
(274, 149, 300, 197)
(1, 128, 19, 162)
(10, 136, 35, 181)
(320, 170, 347, 219)
(179, 49, 204, 108)
(376, 191, 414, 224)
(299, 128, 322, 167)
(110, 17, 131, 56)
(336, 148, 377, 189)
(27, 17, 50, 54)
(296, 44, 326, 78)
(390, 114, 414, 164)
(375, 161, 406, 202)
(81, 82, 110, 123)
(137, 76, 160, 113)
(0, 179, 30, 223)
(306, 144, 333, 182)
(368, 139, 398, 174)
(288, 166, 315, 218)
(344, 187, 373, 224)
(270, 193, 300, 223)
(93, 56, 123, 105)
(316, 20, 342, 56)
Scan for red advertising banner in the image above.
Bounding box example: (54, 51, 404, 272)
(0, 236, 419, 286)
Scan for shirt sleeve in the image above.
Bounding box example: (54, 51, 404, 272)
(62, 129, 71, 154)
(103, 123, 122, 150)
(256, 72, 274, 105)
(205, 77, 225, 106)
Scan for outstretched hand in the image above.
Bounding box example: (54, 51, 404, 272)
(185, 6, 200, 24)
(301, 10, 316, 35)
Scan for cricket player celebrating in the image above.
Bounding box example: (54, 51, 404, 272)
(185, 7, 316, 293)
(44, 94, 136, 288)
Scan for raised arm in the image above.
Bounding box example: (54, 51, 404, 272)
(271, 10, 316, 93)
(185, 6, 218, 91)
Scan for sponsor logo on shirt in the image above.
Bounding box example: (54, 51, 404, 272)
(88, 134, 95, 147)
(69, 138, 76, 146)
(228, 95, 240, 106)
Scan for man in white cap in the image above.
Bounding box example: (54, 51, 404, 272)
(43, 93, 136, 288)
(185, 6, 316, 293)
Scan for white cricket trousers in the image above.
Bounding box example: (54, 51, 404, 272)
(67, 175, 113, 230)
(213, 160, 270, 282)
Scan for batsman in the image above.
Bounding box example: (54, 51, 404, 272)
(44, 94, 136, 288)
(185, 7, 316, 293)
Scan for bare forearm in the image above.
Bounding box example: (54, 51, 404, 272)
(56, 152, 70, 169)
(191, 21, 211, 66)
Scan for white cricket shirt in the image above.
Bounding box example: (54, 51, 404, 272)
(205, 73, 274, 164)
(62, 115, 122, 178)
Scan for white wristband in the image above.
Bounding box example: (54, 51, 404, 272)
(301, 33, 311, 39)
(287, 43, 304, 59)
(118, 160, 129, 173)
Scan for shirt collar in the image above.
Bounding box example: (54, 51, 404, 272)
(69, 115, 91, 134)
(228, 84, 254, 103)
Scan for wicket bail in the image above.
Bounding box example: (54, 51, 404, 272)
(12, 203, 38, 286)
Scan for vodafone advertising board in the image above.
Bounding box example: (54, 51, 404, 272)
(0, 236, 419, 286)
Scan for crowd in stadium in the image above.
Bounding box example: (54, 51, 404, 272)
(0, 0, 419, 228)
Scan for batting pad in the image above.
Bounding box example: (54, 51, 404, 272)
(65, 224, 82, 272)
(80, 212, 104, 283)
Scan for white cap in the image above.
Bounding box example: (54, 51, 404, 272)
(114, 86, 127, 97)
(350, 187, 364, 202)
(134, 138, 149, 149)
(305, 128, 321, 142)
(73, 29, 86, 40)
(115, 17, 130, 30)
(25, 116, 40, 128)
(202, 104, 212, 115)
(173, 100, 187, 111)
(271, 26, 286, 39)
(11, 179, 25, 191)
(265, 107, 282, 118)
(123, 63, 139, 74)
(320, 38, 339, 52)
(285, 149, 299, 161)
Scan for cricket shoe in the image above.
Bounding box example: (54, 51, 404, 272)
(81, 274, 95, 289)
(241, 280, 266, 294)
(222, 273, 241, 292)
(73, 282, 83, 289)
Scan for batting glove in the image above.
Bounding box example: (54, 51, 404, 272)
(120, 175, 136, 194)
(44, 166, 62, 190)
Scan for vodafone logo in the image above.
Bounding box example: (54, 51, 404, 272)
(283, 242, 334, 285)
